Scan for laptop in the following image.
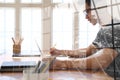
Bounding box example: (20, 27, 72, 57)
(0, 41, 56, 72)
(0, 42, 40, 72)
(32, 41, 56, 73)
(0, 61, 37, 72)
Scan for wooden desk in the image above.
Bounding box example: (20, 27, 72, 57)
(0, 54, 114, 80)
(49, 70, 114, 80)
(0, 70, 114, 80)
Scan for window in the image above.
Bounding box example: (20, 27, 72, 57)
(0, 0, 100, 54)
(53, 7, 73, 49)
(21, 8, 41, 53)
(21, 0, 41, 3)
(0, 1, 41, 54)
(52, 1, 100, 49)
(0, 0, 15, 3)
(0, 8, 15, 54)
(53, 0, 73, 3)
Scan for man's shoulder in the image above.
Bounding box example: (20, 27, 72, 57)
(101, 25, 120, 31)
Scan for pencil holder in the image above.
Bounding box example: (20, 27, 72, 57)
(13, 44, 21, 54)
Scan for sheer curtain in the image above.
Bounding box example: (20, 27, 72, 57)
(53, 8, 73, 49)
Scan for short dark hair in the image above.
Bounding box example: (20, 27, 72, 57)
(86, 0, 91, 7)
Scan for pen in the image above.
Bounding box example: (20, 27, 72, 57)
(33, 60, 41, 73)
(52, 44, 56, 48)
(37, 56, 56, 73)
(37, 62, 47, 73)
(18, 38, 24, 45)
(12, 37, 15, 44)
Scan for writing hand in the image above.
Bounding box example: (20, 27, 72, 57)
(50, 59, 67, 70)
(50, 48, 61, 56)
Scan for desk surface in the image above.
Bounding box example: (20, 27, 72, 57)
(0, 70, 113, 80)
(0, 54, 114, 80)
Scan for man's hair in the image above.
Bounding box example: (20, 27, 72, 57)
(86, 0, 91, 7)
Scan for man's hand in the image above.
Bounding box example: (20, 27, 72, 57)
(50, 48, 61, 56)
(50, 59, 67, 70)
(42, 56, 67, 70)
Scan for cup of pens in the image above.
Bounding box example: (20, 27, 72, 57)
(13, 44, 21, 54)
(12, 37, 23, 54)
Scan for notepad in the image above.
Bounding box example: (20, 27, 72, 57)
(0, 61, 37, 72)
(12, 54, 40, 57)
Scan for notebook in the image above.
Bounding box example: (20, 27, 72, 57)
(0, 61, 37, 72)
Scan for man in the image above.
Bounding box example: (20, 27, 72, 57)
(50, 0, 120, 78)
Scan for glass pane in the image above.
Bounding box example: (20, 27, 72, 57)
(32, 0, 41, 3)
(91, 0, 109, 8)
(0, 0, 3, 2)
(91, 0, 120, 25)
(53, 8, 73, 49)
(21, 0, 31, 3)
(113, 6, 120, 23)
(21, 8, 41, 54)
(5, 0, 15, 3)
(53, 0, 62, 3)
(0, 8, 15, 54)
(0, 0, 15, 3)
(21, 0, 41, 3)
(105, 0, 120, 24)
(53, 0, 73, 3)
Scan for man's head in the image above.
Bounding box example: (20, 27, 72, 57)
(84, 0, 120, 26)
(84, 0, 97, 25)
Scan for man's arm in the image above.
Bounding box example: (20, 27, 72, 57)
(50, 44, 97, 57)
(51, 48, 118, 70)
